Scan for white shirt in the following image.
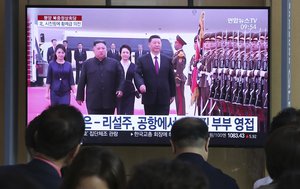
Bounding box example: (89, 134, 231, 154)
(150, 53, 160, 69)
(120, 60, 130, 78)
(253, 176, 273, 189)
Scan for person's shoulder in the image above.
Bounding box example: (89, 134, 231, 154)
(207, 163, 239, 188)
(106, 57, 118, 64)
(64, 61, 72, 66)
(160, 54, 172, 61)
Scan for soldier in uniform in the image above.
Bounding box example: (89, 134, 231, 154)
(172, 35, 187, 115)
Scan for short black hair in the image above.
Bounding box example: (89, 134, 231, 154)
(171, 117, 209, 148)
(61, 146, 126, 189)
(148, 35, 161, 43)
(51, 39, 57, 43)
(120, 44, 132, 55)
(126, 159, 208, 189)
(63, 40, 68, 43)
(94, 40, 106, 46)
(265, 125, 300, 180)
(33, 105, 85, 160)
(269, 107, 300, 133)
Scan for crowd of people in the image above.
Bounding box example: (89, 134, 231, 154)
(1, 104, 300, 189)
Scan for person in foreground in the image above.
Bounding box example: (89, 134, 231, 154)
(0, 105, 85, 189)
(253, 107, 300, 189)
(170, 117, 240, 189)
(258, 125, 300, 189)
(126, 159, 208, 189)
(61, 146, 126, 189)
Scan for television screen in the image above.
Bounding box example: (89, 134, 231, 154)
(26, 6, 269, 147)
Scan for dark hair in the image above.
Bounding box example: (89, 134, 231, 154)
(120, 44, 132, 55)
(25, 115, 41, 156)
(126, 159, 208, 189)
(33, 105, 85, 160)
(276, 170, 300, 189)
(148, 35, 161, 43)
(63, 40, 68, 43)
(51, 39, 57, 43)
(171, 117, 209, 148)
(54, 44, 66, 61)
(94, 40, 106, 46)
(265, 125, 300, 181)
(61, 146, 126, 189)
(269, 107, 300, 133)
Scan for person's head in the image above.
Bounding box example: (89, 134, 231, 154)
(269, 107, 300, 133)
(77, 43, 83, 49)
(54, 44, 66, 61)
(170, 117, 209, 160)
(32, 105, 85, 165)
(93, 40, 107, 60)
(148, 35, 162, 55)
(265, 125, 300, 181)
(126, 159, 208, 189)
(26, 115, 42, 157)
(111, 43, 116, 50)
(61, 146, 126, 189)
(137, 44, 143, 51)
(120, 44, 132, 62)
(51, 39, 57, 47)
(63, 40, 68, 48)
(174, 35, 186, 51)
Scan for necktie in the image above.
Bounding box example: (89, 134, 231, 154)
(154, 56, 159, 74)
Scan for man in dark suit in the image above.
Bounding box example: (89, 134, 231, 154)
(134, 44, 148, 63)
(63, 40, 72, 63)
(170, 117, 240, 189)
(107, 43, 121, 61)
(74, 43, 87, 84)
(135, 35, 176, 115)
(76, 40, 124, 114)
(47, 39, 57, 62)
(0, 105, 85, 189)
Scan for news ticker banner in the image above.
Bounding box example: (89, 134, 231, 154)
(83, 115, 257, 133)
(37, 15, 82, 27)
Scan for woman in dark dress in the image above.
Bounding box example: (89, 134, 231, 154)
(117, 44, 137, 115)
(45, 44, 76, 105)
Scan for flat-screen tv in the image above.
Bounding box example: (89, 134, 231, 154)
(26, 6, 269, 147)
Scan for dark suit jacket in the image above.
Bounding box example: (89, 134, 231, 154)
(74, 49, 87, 64)
(123, 63, 136, 97)
(176, 153, 240, 189)
(65, 48, 72, 63)
(135, 53, 176, 105)
(0, 159, 62, 189)
(76, 57, 124, 111)
(47, 46, 55, 62)
(107, 49, 121, 61)
(134, 50, 148, 63)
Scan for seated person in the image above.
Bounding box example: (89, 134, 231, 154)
(258, 125, 300, 189)
(170, 117, 240, 189)
(0, 105, 85, 189)
(61, 146, 126, 189)
(126, 159, 208, 189)
(253, 107, 300, 189)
